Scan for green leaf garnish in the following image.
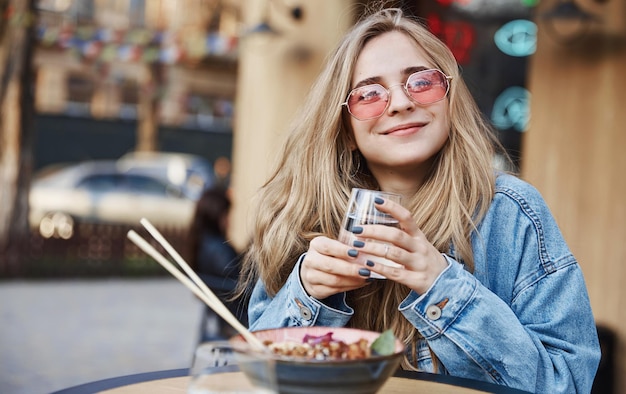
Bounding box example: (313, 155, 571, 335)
(370, 329, 396, 356)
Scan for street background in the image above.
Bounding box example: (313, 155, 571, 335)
(0, 278, 203, 394)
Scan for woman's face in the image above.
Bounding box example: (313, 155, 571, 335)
(349, 31, 450, 186)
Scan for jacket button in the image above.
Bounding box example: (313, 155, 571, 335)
(426, 305, 442, 320)
(299, 306, 313, 320)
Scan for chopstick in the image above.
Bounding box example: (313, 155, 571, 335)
(126, 218, 265, 350)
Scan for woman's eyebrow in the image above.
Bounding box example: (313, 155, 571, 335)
(352, 66, 431, 89)
(403, 65, 429, 76)
(352, 76, 381, 89)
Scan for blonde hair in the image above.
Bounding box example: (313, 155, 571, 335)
(238, 7, 503, 370)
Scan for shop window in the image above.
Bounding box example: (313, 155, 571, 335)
(119, 78, 139, 119)
(66, 74, 95, 116)
(184, 91, 233, 130)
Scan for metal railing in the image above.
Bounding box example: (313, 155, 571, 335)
(6, 223, 189, 278)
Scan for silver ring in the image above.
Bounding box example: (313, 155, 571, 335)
(384, 244, 389, 259)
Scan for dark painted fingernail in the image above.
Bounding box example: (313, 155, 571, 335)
(353, 240, 365, 248)
(374, 197, 384, 204)
(347, 249, 358, 257)
(351, 226, 363, 234)
(366, 260, 375, 267)
(358, 268, 371, 277)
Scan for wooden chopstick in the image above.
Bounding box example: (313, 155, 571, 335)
(139, 219, 227, 316)
(126, 222, 265, 350)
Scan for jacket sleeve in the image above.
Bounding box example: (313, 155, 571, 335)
(400, 258, 541, 388)
(247, 254, 353, 331)
(398, 184, 601, 393)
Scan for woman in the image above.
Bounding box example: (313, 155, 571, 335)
(237, 7, 600, 393)
(189, 187, 247, 341)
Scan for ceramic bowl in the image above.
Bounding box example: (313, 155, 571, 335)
(230, 326, 405, 394)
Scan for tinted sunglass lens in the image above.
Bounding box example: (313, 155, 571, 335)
(347, 85, 389, 120)
(406, 70, 448, 104)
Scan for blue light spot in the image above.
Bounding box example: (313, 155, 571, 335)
(491, 86, 530, 132)
(494, 20, 537, 57)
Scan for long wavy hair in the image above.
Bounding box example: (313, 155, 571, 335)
(237, 7, 504, 370)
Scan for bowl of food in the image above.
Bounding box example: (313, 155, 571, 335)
(230, 326, 405, 394)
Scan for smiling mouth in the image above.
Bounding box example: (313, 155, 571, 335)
(382, 123, 427, 135)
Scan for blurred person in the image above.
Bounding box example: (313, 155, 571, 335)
(236, 6, 600, 393)
(213, 156, 232, 189)
(189, 187, 247, 341)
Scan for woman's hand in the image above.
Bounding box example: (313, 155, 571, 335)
(300, 236, 374, 300)
(352, 196, 448, 295)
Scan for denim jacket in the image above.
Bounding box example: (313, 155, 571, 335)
(247, 173, 601, 393)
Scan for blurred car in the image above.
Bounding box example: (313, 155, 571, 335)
(29, 153, 215, 239)
(117, 151, 216, 201)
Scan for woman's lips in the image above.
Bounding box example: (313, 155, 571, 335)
(382, 122, 427, 136)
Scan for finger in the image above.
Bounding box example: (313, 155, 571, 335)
(364, 258, 407, 282)
(372, 196, 418, 233)
(305, 267, 373, 289)
(364, 248, 448, 295)
(351, 225, 411, 253)
(301, 258, 373, 298)
(310, 236, 362, 261)
(305, 238, 375, 280)
(305, 249, 376, 281)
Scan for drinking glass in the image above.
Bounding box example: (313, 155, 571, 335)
(188, 341, 277, 394)
(339, 188, 403, 279)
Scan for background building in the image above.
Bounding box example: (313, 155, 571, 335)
(33, 0, 239, 168)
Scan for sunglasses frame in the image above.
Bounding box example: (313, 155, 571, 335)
(341, 69, 453, 121)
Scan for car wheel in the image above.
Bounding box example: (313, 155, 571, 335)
(39, 212, 75, 239)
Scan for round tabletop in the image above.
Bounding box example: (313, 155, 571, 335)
(52, 368, 531, 394)
(101, 373, 485, 393)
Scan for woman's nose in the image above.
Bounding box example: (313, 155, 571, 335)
(386, 84, 415, 115)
